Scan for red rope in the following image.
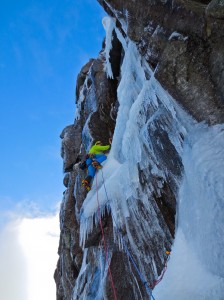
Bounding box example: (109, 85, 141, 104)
(150, 255, 170, 289)
(95, 172, 118, 300)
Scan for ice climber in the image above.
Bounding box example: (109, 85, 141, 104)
(82, 138, 112, 191)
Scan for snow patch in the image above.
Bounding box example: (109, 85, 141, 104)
(169, 31, 188, 41)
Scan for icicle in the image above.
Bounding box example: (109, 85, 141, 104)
(102, 17, 116, 79)
(79, 201, 112, 249)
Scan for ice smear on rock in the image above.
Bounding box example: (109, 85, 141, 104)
(72, 248, 111, 300)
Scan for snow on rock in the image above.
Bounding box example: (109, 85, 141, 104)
(168, 31, 188, 41)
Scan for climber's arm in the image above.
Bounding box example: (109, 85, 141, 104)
(95, 144, 110, 152)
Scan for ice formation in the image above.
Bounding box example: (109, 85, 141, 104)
(73, 15, 224, 300)
(154, 124, 224, 299)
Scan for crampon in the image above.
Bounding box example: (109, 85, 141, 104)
(82, 179, 91, 191)
(92, 161, 102, 169)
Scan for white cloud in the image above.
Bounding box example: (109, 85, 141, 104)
(0, 219, 27, 300)
(0, 212, 60, 300)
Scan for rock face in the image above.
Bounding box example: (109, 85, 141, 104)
(54, 37, 122, 299)
(54, 1, 224, 299)
(98, 0, 224, 124)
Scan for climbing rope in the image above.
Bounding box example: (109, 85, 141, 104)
(101, 170, 156, 300)
(151, 256, 170, 289)
(95, 172, 118, 300)
(150, 252, 170, 289)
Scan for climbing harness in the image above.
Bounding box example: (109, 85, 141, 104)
(82, 179, 91, 191)
(95, 172, 118, 300)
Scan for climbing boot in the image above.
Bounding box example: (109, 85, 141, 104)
(82, 179, 91, 191)
(92, 161, 102, 169)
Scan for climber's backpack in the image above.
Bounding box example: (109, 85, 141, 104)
(79, 161, 87, 170)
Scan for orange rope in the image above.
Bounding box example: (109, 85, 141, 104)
(95, 172, 118, 300)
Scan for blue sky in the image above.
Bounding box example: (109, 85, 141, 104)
(0, 0, 106, 219)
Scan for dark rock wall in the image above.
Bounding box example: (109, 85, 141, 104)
(55, 1, 224, 299)
(55, 32, 124, 300)
(98, 0, 224, 124)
